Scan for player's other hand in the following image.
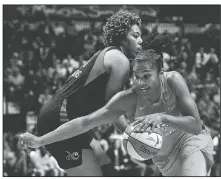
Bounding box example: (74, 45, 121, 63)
(18, 132, 42, 149)
(133, 113, 164, 133)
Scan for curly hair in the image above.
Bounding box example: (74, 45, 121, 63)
(133, 31, 173, 72)
(103, 10, 141, 47)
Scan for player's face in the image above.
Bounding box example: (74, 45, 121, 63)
(122, 24, 142, 59)
(133, 61, 161, 96)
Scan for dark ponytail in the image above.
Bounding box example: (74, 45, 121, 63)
(133, 31, 173, 73)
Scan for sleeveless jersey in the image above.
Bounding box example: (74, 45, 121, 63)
(134, 72, 214, 176)
(53, 46, 117, 120)
(37, 46, 122, 150)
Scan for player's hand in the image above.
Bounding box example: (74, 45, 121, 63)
(18, 132, 42, 149)
(133, 113, 164, 133)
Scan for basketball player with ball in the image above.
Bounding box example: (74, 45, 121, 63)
(19, 33, 214, 176)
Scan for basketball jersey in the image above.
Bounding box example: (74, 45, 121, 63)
(37, 46, 120, 148)
(134, 72, 214, 176)
(53, 46, 117, 120)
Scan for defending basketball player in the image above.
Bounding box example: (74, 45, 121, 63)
(19, 33, 214, 176)
(18, 10, 143, 176)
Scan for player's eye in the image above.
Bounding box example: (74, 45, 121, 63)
(143, 75, 150, 79)
(133, 34, 139, 38)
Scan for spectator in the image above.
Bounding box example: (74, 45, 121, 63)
(177, 61, 189, 79)
(4, 151, 18, 176)
(84, 33, 97, 56)
(186, 67, 202, 90)
(57, 60, 68, 79)
(185, 41, 195, 73)
(38, 88, 53, 106)
(46, 54, 57, 82)
(95, 34, 105, 51)
(25, 111, 37, 134)
(29, 147, 55, 176)
(212, 135, 220, 176)
(195, 47, 208, 79)
(39, 43, 50, 67)
(213, 87, 220, 106)
(6, 67, 25, 93)
(53, 22, 65, 36)
(204, 48, 219, 76)
(66, 54, 80, 73)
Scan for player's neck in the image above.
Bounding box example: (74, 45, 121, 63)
(119, 46, 129, 58)
(145, 87, 161, 104)
(144, 78, 162, 104)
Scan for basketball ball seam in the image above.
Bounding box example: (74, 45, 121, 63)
(123, 139, 128, 153)
(127, 141, 145, 161)
(129, 134, 161, 150)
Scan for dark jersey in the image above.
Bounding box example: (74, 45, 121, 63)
(51, 46, 117, 121)
(37, 46, 120, 155)
(37, 46, 117, 143)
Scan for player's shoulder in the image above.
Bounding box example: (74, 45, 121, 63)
(166, 71, 183, 83)
(166, 71, 186, 93)
(104, 48, 129, 66)
(105, 48, 126, 58)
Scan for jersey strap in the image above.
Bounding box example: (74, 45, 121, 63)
(161, 72, 176, 113)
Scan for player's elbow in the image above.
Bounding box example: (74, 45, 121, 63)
(193, 120, 202, 135)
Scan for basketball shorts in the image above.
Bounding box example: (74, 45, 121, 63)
(156, 129, 214, 176)
(36, 97, 93, 169)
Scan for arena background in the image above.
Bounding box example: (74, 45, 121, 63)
(3, 5, 220, 176)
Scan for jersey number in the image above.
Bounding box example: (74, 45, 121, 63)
(72, 70, 82, 78)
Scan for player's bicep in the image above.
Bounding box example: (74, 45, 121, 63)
(171, 72, 201, 120)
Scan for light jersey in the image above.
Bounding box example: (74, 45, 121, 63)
(134, 72, 213, 176)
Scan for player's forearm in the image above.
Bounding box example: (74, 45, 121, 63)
(162, 114, 202, 135)
(39, 108, 120, 146)
(39, 116, 89, 146)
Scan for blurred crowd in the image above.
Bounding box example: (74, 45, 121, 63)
(3, 5, 220, 176)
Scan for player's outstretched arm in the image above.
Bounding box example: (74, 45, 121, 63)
(18, 90, 136, 148)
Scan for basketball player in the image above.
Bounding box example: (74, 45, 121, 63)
(19, 33, 213, 176)
(18, 10, 143, 176)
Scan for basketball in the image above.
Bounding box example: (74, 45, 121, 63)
(123, 121, 163, 161)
